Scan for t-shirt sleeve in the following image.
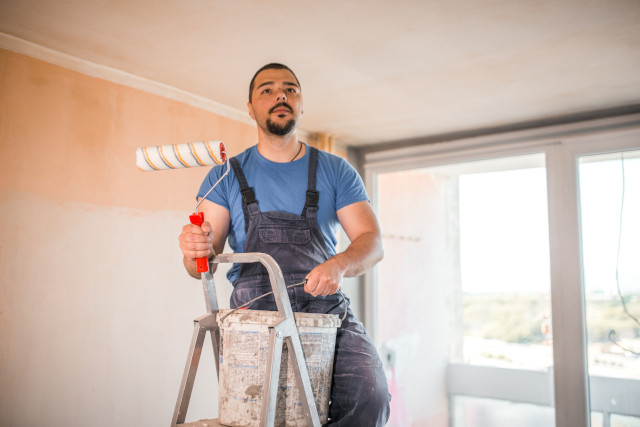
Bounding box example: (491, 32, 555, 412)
(335, 157, 369, 211)
(196, 163, 231, 210)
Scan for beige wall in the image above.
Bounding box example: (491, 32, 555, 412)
(0, 49, 257, 426)
(377, 170, 462, 426)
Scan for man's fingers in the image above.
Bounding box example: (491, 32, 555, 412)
(179, 242, 211, 258)
(179, 234, 211, 248)
(304, 279, 326, 296)
(182, 222, 210, 235)
(304, 279, 317, 295)
(179, 222, 213, 260)
(201, 221, 212, 235)
(304, 278, 339, 297)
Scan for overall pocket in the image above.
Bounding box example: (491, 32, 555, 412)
(258, 225, 311, 244)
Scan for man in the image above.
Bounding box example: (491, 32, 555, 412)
(178, 63, 390, 426)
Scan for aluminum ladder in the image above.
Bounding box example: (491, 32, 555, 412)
(170, 252, 322, 427)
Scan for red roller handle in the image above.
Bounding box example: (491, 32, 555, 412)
(189, 212, 209, 273)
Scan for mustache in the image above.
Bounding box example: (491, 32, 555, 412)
(269, 102, 293, 114)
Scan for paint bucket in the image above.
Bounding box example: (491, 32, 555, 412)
(216, 309, 341, 426)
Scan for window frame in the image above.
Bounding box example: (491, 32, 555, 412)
(362, 113, 640, 427)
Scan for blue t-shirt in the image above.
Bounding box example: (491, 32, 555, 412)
(197, 143, 369, 283)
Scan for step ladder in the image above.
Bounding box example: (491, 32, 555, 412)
(170, 252, 322, 427)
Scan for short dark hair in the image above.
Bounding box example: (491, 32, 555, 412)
(248, 63, 301, 103)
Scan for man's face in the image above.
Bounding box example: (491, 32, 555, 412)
(248, 68, 303, 137)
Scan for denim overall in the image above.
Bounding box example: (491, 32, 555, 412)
(229, 147, 390, 426)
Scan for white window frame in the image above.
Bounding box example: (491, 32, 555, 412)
(362, 113, 640, 427)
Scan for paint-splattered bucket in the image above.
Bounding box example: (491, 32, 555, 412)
(217, 309, 341, 426)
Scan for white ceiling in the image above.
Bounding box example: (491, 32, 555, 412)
(1, 0, 639, 147)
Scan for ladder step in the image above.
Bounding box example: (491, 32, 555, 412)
(179, 419, 225, 427)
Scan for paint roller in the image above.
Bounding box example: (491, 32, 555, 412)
(136, 141, 230, 272)
(136, 141, 227, 171)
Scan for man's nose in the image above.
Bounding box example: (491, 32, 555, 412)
(276, 90, 287, 102)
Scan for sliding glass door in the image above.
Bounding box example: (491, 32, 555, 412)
(374, 153, 554, 427)
(363, 116, 640, 427)
(578, 150, 640, 427)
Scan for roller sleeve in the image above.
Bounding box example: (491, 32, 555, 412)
(136, 141, 226, 171)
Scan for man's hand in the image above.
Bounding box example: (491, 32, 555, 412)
(179, 199, 231, 279)
(304, 258, 345, 297)
(179, 221, 214, 262)
(179, 221, 214, 278)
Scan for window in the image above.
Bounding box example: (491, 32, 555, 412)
(578, 150, 640, 427)
(363, 115, 640, 427)
(375, 154, 553, 426)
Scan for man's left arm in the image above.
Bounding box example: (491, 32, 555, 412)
(304, 201, 383, 297)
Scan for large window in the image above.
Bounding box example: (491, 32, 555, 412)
(363, 115, 640, 427)
(578, 150, 640, 426)
(459, 159, 552, 370)
(375, 154, 554, 427)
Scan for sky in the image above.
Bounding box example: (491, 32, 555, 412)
(458, 152, 640, 295)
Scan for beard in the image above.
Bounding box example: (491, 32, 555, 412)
(266, 117, 297, 136)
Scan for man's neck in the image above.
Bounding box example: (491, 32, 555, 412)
(256, 131, 303, 163)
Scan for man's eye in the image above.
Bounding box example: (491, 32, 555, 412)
(287, 88, 296, 93)
(262, 89, 271, 94)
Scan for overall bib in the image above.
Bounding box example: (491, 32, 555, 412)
(229, 147, 390, 426)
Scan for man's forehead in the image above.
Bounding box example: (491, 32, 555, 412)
(253, 69, 299, 88)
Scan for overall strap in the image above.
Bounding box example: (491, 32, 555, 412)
(230, 157, 259, 232)
(302, 147, 320, 218)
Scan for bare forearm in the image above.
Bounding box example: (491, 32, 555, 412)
(328, 231, 384, 278)
(304, 230, 382, 297)
(184, 256, 199, 279)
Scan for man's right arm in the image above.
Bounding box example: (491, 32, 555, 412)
(178, 198, 230, 279)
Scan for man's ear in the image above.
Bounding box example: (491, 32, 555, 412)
(247, 102, 255, 120)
